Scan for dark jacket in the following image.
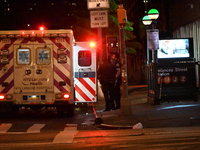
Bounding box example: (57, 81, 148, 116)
(97, 61, 116, 85)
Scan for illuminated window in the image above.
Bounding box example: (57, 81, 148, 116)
(17, 49, 30, 65)
(78, 50, 91, 66)
(37, 48, 51, 65)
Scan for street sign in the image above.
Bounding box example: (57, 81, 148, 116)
(87, 0, 110, 9)
(147, 29, 159, 50)
(90, 10, 108, 28)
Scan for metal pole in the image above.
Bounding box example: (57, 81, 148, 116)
(119, 24, 132, 116)
(98, 28, 102, 64)
(117, 4, 131, 116)
(119, 24, 128, 98)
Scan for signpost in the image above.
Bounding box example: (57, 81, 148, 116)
(87, 0, 109, 9)
(90, 10, 108, 28)
(147, 29, 159, 50)
(87, 0, 110, 64)
(146, 29, 160, 105)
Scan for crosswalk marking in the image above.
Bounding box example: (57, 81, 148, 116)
(0, 123, 12, 133)
(53, 124, 78, 143)
(0, 123, 79, 143)
(27, 124, 45, 133)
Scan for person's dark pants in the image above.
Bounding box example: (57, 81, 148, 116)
(101, 83, 115, 110)
(114, 84, 121, 109)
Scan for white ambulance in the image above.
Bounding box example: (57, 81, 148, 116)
(0, 29, 97, 116)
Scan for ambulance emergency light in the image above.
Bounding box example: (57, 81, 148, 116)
(157, 38, 194, 59)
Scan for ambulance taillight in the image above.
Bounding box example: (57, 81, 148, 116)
(0, 95, 5, 100)
(63, 94, 70, 99)
(55, 93, 70, 99)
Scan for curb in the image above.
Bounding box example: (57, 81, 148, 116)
(95, 123, 133, 129)
(95, 122, 143, 130)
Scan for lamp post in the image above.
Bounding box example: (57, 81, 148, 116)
(142, 9, 160, 105)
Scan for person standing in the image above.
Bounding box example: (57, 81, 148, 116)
(110, 53, 121, 109)
(97, 58, 116, 111)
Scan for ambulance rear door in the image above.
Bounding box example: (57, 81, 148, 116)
(13, 44, 54, 94)
(73, 42, 97, 103)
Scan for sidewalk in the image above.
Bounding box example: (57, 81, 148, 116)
(94, 85, 200, 129)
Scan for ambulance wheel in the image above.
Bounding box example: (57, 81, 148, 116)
(57, 110, 65, 116)
(65, 108, 74, 117)
(56, 105, 75, 117)
(12, 106, 19, 113)
(0, 103, 18, 116)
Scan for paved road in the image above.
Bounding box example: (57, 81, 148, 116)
(1, 125, 200, 150)
(1, 88, 200, 149)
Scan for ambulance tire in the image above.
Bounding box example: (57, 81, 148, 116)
(12, 105, 19, 113)
(0, 103, 18, 116)
(65, 105, 75, 117)
(57, 110, 65, 117)
(56, 104, 75, 117)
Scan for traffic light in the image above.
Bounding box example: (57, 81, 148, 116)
(117, 4, 127, 24)
(106, 36, 118, 54)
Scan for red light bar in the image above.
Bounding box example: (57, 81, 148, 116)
(40, 27, 44, 31)
(89, 42, 96, 48)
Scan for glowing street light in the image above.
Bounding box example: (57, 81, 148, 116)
(142, 9, 159, 29)
(142, 15, 152, 25)
(148, 9, 159, 20)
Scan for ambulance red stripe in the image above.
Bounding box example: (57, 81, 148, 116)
(1, 80, 14, 93)
(75, 84, 92, 102)
(53, 65, 71, 86)
(79, 78, 96, 96)
(54, 79, 68, 93)
(0, 66, 13, 85)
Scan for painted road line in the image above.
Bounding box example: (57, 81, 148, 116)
(27, 124, 45, 133)
(0, 123, 12, 133)
(53, 124, 78, 143)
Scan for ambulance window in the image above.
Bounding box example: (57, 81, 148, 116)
(37, 48, 51, 65)
(17, 49, 30, 65)
(78, 50, 91, 66)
